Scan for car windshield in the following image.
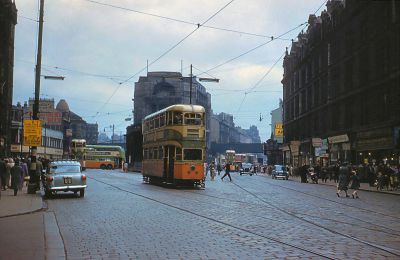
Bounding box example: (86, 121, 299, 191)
(51, 165, 81, 174)
(275, 165, 287, 171)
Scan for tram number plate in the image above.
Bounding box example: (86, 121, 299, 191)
(64, 177, 72, 184)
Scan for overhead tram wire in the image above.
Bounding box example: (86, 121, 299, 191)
(235, 52, 285, 114)
(91, 0, 235, 119)
(197, 22, 307, 76)
(198, 0, 328, 77)
(83, 0, 279, 39)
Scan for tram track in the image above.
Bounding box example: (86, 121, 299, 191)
(231, 181, 400, 258)
(260, 178, 400, 220)
(95, 172, 400, 241)
(88, 175, 337, 259)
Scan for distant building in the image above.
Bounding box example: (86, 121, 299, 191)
(0, 0, 17, 157)
(86, 123, 98, 144)
(281, 0, 400, 166)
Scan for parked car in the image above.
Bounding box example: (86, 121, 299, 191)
(43, 160, 87, 198)
(271, 165, 289, 180)
(240, 163, 254, 176)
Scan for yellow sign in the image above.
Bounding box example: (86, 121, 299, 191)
(23, 120, 42, 146)
(275, 123, 283, 137)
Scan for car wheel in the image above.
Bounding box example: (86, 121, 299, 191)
(80, 188, 85, 198)
(250, 174, 253, 176)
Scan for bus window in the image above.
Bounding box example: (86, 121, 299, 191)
(173, 112, 183, 125)
(183, 149, 202, 160)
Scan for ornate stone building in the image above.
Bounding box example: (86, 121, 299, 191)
(0, 0, 17, 157)
(282, 0, 400, 166)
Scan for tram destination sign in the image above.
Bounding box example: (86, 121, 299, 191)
(23, 120, 42, 146)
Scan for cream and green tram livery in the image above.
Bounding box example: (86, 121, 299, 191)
(142, 104, 206, 187)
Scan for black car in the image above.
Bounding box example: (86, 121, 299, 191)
(240, 163, 254, 176)
(271, 165, 289, 180)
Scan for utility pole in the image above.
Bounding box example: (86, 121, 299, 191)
(111, 124, 115, 144)
(28, 0, 44, 194)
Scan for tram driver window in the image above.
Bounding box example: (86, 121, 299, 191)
(173, 112, 183, 125)
(183, 149, 202, 160)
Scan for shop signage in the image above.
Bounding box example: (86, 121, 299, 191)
(312, 138, 322, 147)
(23, 120, 42, 146)
(290, 141, 300, 155)
(275, 123, 283, 138)
(328, 134, 349, 144)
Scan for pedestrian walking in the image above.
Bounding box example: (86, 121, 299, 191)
(10, 159, 23, 196)
(209, 161, 216, 181)
(336, 163, 350, 198)
(217, 164, 222, 176)
(350, 167, 360, 199)
(221, 162, 232, 181)
(0, 158, 6, 190)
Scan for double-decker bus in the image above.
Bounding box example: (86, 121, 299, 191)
(71, 139, 125, 170)
(142, 104, 206, 187)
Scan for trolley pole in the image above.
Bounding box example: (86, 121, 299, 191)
(189, 64, 193, 104)
(28, 0, 44, 194)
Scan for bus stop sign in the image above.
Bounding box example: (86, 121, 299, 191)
(24, 120, 42, 146)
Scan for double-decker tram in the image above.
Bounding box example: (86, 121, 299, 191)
(142, 104, 206, 187)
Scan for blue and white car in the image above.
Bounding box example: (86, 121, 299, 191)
(43, 160, 87, 198)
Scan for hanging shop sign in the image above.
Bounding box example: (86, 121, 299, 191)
(290, 141, 300, 155)
(312, 138, 322, 147)
(275, 123, 283, 138)
(328, 134, 349, 144)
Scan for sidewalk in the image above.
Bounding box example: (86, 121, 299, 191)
(0, 186, 47, 260)
(289, 175, 400, 195)
(0, 185, 44, 217)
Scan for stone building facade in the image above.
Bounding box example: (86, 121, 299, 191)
(0, 0, 17, 157)
(282, 0, 400, 166)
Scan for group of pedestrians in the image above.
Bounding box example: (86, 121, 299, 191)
(0, 157, 29, 196)
(336, 163, 360, 199)
(205, 161, 232, 182)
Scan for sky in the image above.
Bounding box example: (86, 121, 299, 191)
(13, 0, 326, 141)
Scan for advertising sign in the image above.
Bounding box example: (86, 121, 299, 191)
(23, 120, 42, 146)
(275, 123, 283, 137)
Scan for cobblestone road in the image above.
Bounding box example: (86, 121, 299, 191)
(46, 169, 400, 259)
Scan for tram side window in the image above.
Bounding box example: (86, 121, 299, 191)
(153, 147, 158, 160)
(176, 147, 182, 160)
(149, 119, 154, 130)
(158, 146, 163, 159)
(167, 111, 173, 125)
(184, 113, 202, 125)
(183, 149, 202, 160)
(160, 113, 165, 127)
(173, 112, 183, 125)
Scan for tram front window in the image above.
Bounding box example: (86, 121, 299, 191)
(183, 149, 202, 160)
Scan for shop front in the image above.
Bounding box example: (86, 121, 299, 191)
(356, 127, 399, 166)
(328, 134, 351, 164)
